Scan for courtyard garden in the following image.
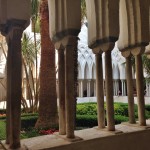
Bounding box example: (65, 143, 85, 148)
(0, 102, 150, 140)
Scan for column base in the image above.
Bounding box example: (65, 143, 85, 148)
(54, 133, 83, 142)
(93, 126, 123, 135)
(121, 122, 150, 129)
(1, 142, 27, 150)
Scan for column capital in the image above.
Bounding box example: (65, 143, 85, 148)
(1, 19, 28, 36)
(57, 44, 65, 53)
(121, 46, 145, 57)
(92, 48, 103, 55)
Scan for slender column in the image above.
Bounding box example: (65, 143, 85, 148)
(58, 46, 66, 135)
(123, 80, 126, 96)
(116, 80, 119, 96)
(105, 51, 115, 131)
(78, 80, 81, 97)
(80, 80, 83, 97)
(95, 53, 105, 128)
(6, 25, 23, 149)
(65, 37, 77, 138)
(94, 80, 96, 96)
(135, 55, 146, 126)
(87, 81, 89, 97)
(115, 80, 117, 96)
(88, 80, 91, 97)
(121, 80, 124, 96)
(146, 81, 150, 96)
(113, 80, 115, 96)
(126, 57, 135, 124)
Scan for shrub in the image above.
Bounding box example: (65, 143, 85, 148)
(76, 115, 98, 127)
(0, 120, 6, 140)
(21, 116, 38, 129)
(77, 103, 97, 115)
(114, 115, 129, 124)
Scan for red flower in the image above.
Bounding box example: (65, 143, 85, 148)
(39, 129, 59, 135)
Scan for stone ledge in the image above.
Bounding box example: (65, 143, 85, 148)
(2, 121, 150, 150)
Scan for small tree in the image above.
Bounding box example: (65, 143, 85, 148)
(35, 0, 58, 128)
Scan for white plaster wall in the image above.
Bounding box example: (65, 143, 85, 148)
(78, 22, 126, 81)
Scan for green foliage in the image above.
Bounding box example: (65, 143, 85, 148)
(21, 116, 38, 129)
(31, 0, 39, 19)
(77, 103, 97, 115)
(0, 103, 150, 140)
(22, 33, 40, 64)
(0, 120, 6, 140)
(114, 115, 128, 124)
(142, 54, 150, 82)
(20, 128, 40, 139)
(0, 109, 6, 114)
(76, 115, 98, 127)
(77, 102, 130, 117)
(81, 0, 86, 20)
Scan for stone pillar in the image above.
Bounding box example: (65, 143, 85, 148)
(87, 80, 91, 97)
(123, 80, 126, 96)
(135, 54, 146, 126)
(87, 81, 89, 97)
(80, 80, 83, 97)
(58, 45, 66, 135)
(95, 53, 105, 128)
(126, 56, 135, 124)
(94, 80, 96, 96)
(113, 80, 118, 96)
(78, 80, 81, 97)
(121, 80, 124, 96)
(146, 81, 150, 96)
(65, 37, 77, 138)
(115, 80, 119, 96)
(105, 51, 115, 131)
(6, 22, 24, 149)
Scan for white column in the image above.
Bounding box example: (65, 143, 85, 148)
(121, 80, 124, 96)
(88, 80, 91, 97)
(94, 80, 96, 96)
(80, 80, 83, 97)
(113, 80, 115, 96)
(123, 80, 126, 96)
(116, 80, 119, 96)
(78, 80, 81, 97)
(146, 81, 150, 96)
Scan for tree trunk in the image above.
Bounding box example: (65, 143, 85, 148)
(35, 0, 58, 128)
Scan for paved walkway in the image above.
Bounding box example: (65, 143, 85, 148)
(0, 143, 4, 150)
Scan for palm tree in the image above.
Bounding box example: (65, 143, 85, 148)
(31, 0, 40, 111)
(35, 0, 58, 128)
(81, 0, 86, 20)
(21, 33, 40, 112)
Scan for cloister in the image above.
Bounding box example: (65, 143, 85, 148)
(0, 0, 150, 150)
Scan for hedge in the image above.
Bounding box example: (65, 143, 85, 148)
(20, 114, 129, 129)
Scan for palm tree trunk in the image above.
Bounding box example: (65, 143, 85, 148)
(35, 0, 58, 128)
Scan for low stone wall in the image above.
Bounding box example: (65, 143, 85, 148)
(5, 120, 149, 150)
(77, 96, 150, 105)
(1, 96, 150, 109)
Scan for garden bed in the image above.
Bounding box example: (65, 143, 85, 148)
(0, 102, 150, 140)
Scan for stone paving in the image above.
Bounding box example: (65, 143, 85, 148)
(0, 143, 4, 150)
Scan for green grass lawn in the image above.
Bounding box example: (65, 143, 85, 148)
(0, 120, 6, 140)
